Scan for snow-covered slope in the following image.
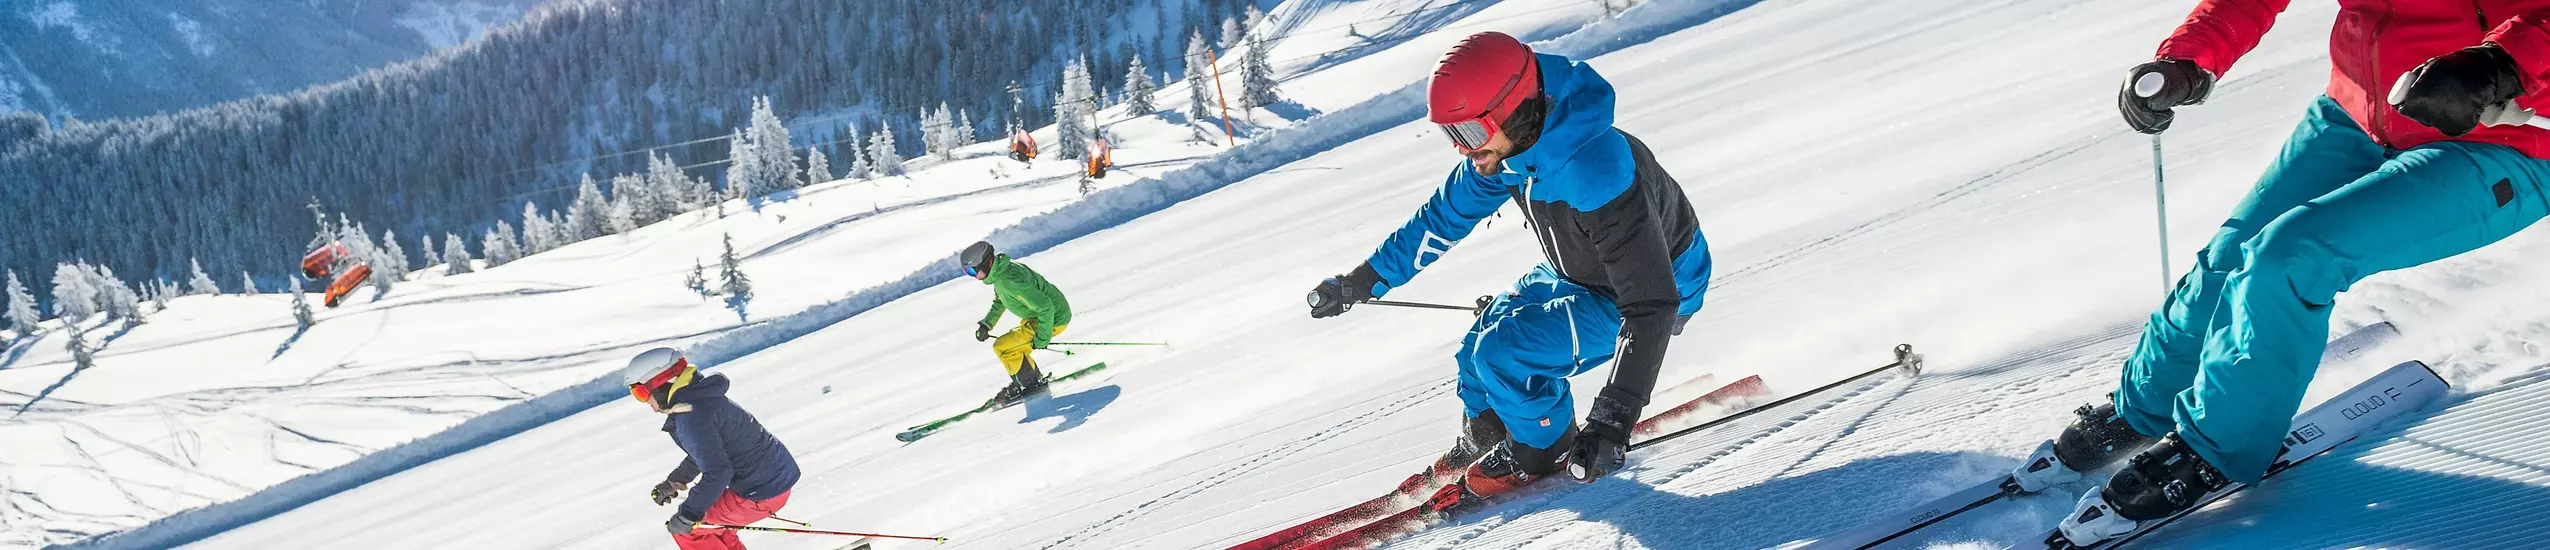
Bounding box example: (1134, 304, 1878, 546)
(1, 2, 1603, 548)
(34, 0, 2550, 548)
(0, 0, 545, 118)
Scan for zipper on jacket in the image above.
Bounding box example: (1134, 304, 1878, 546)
(1522, 176, 1569, 271)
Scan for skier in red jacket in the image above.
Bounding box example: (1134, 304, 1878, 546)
(2011, 1, 2550, 546)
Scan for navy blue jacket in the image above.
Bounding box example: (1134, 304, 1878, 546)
(661, 374, 800, 519)
(1360, 53, 1711, 411)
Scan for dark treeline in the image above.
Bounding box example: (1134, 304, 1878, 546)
(0, 0, 1258, 296)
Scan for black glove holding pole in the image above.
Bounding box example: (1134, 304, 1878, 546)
(1307, 264, 1382, 319)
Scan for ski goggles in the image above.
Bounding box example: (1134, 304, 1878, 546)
(1439, 118, 1499, 152)
(627, 358, 695, 405)
(966, 265, 986, 278)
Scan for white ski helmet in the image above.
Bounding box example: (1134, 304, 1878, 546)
(623, 347, 695, 408)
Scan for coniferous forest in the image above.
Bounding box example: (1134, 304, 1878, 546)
(0, 0, 1261, 297)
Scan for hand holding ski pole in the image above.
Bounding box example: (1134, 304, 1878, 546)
(1307, 264, 1382, 318)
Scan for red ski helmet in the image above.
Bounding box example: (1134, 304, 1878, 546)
(1428, 32, 1540, 152)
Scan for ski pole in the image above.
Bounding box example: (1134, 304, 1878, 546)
(764, 515, 812, 527)
(1047, 341, 1170, 347)
(1362, 299, 1478, 312)
(2134, 72, 2174, 297)
(2150, 132, 2173, 296)
(700, 523, 946, 542)
(1629, 344, 1921, 452)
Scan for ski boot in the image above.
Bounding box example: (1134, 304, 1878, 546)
(1459, 423, 1575, 504)
(2053, 433, 2229, 548)
(2010, 401, 2157, 494)
(1395, 410, 1511, 498)
(989, 363, 1049, 407)
(1440, 410, 1507, 470)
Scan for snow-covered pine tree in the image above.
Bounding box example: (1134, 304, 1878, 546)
(607, 174, 642, 235)
(384, 229, 412, 274)
(419, 234, 442, 271)
(1125, 54, 1158, 116)
(6, 270, 40, 335)
(568, 174, 609, 239)
(149, 279, 171, 311)
(240, 272, 256, 294)
(958, 109, 978, 145)
(1187, 31, 1216, 122)
(519, 202, 556, 254)
(939, 103, 964, 158)
(546, 210, 572, 249)
(373, 229, 407, 295)
(1241, 28, 1280, 109)
(1245, 4, 1268, 37)
(66, 326, 93, 370)
(187, 258, 220, 295)
(920, 107, 949, 160)
(484, 221, 521, 267)
(290, 276, 314, 330)
(686, 259, 708, 297)
(848, 125, 874, 179)
(748, 96, 799, 191)
(1222, 16, 1244, 49)
(337, 218, 377, 266)
(805, 147, 832, 185)
(717, 234, 751, 298)
(1056, 58, 1093, 160)
(50, 262, 98, 323)
(726, 132, 758, 204)
(91, 265, 141, 324)
(647, 152, 688, 219)
(444, 233, 474, 275)
(869, 121, 902, 176)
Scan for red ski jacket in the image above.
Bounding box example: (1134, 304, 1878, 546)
(2159, 0, 2550, 158)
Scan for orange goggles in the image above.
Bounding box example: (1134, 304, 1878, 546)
(628, 358, 693, 405)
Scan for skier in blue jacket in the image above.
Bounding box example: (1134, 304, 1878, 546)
(1306, 32, 1712, 496)
(624, 347, 802, 550)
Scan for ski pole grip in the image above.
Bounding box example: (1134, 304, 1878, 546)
(2134, 72, 2165, 98)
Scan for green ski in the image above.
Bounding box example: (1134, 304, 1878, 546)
(894, 362, 1109, 443)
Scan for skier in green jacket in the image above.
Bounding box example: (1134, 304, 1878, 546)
(962, 241, 1072, 405)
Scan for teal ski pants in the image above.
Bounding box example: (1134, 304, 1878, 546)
(2115, 95, 2550, 482)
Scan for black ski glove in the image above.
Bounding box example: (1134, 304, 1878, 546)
(975, 321, 994, 342)
(649, 480, 684, 506)
(667, 510, 700, 535)
(2117, 58, 2215, 134)
(2395, 44, 2528, 137)
(1307, 264, 1382, 319)
(1569, 390, 1640, 481)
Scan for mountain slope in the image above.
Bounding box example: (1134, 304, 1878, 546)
(0, 0, 546, 119)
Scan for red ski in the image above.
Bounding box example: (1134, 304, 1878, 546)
(1230, 345, 1920, 550)
(1227, 373, 1774, 550)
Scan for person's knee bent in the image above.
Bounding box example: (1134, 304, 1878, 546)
(2241, 210, 2353, 307)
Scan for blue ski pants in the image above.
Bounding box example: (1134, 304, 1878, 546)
(1455, 264, 1623, 449)
(2115, 96, 2550, 482)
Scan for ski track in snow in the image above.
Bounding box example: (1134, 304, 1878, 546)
(1034, 380, 1454, 550)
